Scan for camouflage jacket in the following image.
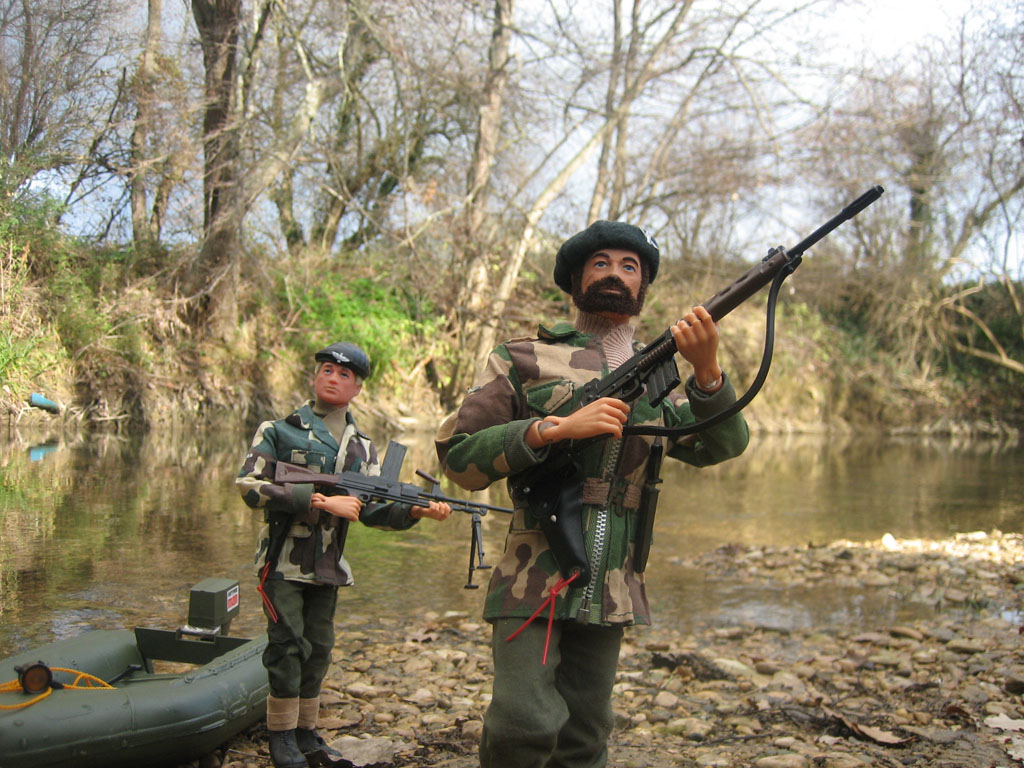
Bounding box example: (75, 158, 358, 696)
(436, 322, 749, 626)
(237, 401, 418, 587)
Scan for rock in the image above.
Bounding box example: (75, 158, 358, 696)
(901, 726, 965, 744)
(461, 719, 484, 741)
(888, 625, 925, 641)
(345, 681, 380, 698)
(653, 690, 679, 708)
(712, 657, 757, 678)
(319, 713, 362, 729)
(420, 712, 449, 728)
(946, 638, 987, 654)
(329, 735, 398, 766)
(943, 587, 968, 603)
(753, 754, 809, 768)
(208, 532, 1024, 768)
(659, 717, 713, 740)
(404, 687, 438, 707)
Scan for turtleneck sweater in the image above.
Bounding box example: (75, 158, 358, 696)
(574, 311, 636, 371)
(312, 399, 349, 442)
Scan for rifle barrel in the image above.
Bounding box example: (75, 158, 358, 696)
(788, 185, 884, 259)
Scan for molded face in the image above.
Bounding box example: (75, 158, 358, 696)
(575, 248, 645, 322)
(313, 362, 362, 407)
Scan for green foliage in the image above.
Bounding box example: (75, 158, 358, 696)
(287, 275, 445, 382)
(0, 329, 39, 382)
(0, 166, 70, 395)
(0, 159, 66, 259)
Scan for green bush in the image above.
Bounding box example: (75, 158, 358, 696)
(289, 275, 444, 381)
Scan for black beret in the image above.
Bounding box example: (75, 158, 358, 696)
(314, 342, 371, 379)
(553, 220, 660, 293)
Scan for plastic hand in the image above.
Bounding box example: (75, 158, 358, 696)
(527, 397, 630, 448)
(411, 501, 452, 521)
(670, 306, 722, 388)
(311, 492, 362, 522)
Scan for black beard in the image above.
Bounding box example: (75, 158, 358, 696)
(572, 276, 645, 317)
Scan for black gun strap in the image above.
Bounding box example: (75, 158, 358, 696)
(623, 260, 792, 438)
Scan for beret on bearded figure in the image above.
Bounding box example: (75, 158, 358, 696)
(553, 220, 661, 293)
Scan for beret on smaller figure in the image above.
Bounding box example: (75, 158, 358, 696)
(314, 342, 371, 379)
(553, 220, 660, 293)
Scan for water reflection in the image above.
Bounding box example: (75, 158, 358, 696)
(0, 424, 1020, 656)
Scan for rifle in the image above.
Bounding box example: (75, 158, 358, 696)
(578, 185, 885, 414)
(274, 440, 512, 589)
(512, 186, 885, 582)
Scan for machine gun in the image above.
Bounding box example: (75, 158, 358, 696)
(274, 440, 511, 589)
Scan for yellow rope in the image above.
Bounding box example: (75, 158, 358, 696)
(0, 667, 115, 711)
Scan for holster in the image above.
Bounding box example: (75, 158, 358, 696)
(512, 449, 591, 585)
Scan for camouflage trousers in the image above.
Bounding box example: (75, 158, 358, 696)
(261, 578, 338, 699)
(481, 618, 623, 768)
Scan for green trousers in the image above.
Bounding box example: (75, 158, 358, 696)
(261, 578, 338, 699)
(481, 618, 624, 768)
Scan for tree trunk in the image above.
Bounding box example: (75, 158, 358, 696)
(191, 0, 242, 337)
(447, 0, 514, 397)
(471, 1, 695, 369)
(129, 0, 162, 254)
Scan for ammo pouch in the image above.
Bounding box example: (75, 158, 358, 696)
(512, 448, 591, 585)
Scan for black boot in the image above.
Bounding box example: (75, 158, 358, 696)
(268, 729, 308, 768)
(295, 727, 350, 767)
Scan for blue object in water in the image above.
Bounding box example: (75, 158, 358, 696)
(28, 393, 60, 414)
(29, 442, 59, 461)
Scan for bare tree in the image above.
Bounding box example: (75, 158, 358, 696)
(188, 0, 244, 335)
(460, 0, 834, 375)
(0, 0, 124, 190)
(798, 1, 1024, 379)
(446, 0, 515, 396)
(128, 0, 191, 255)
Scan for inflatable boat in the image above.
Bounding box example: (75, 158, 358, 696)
(0, 579, 269, 768)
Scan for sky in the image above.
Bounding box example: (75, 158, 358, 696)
(826, 0, 978, 53)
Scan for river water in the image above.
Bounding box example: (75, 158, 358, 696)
(1, 422, 1021, 657)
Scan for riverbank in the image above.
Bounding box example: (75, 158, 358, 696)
(194, 530, 1023, 768)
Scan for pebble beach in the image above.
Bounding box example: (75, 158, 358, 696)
(202, 530, 1024, 768)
